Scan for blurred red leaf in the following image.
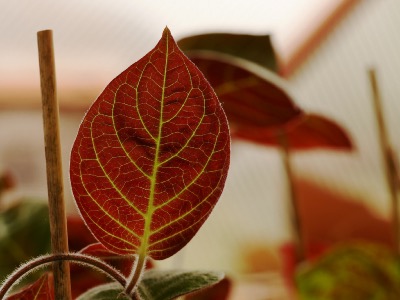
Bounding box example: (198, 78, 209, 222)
(0, 171, 15, 194)
(182, 51, 303, 134)
(280, 179, 394, 284)
(69, 28, 230, 260)
(297, 179, 393, 247)
(179, 36, 352, 151)
(235, 113, 353, 150)
(6, 273, 53, 300)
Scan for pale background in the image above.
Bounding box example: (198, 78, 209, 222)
(1, 1, 400, 297)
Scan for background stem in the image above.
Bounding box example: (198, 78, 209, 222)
(279, 133, 304, 262)
(37, 29, 72, 300)
(369, 68, 400, 254)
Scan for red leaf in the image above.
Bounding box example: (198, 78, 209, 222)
(70, 28, 230, 260)
(6, 274, 53, 300)
(183, 51, 302, 133)
(180, 43, 351, 151)
(70, 243, 144, 298)
(235, 113, 352, 150)
(67, 215, 97, 252)
(79, 243, 139, 276)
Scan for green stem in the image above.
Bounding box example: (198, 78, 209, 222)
(125, 254, 147, 298)
(0, 253, 126, 299)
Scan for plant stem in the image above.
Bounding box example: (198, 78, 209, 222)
(125, 254, 147, 298)
(0, 253, 127, 299)
(279, 133, 304, 262)
(37, 29, 72, 299)
(369, 68, 400, 254)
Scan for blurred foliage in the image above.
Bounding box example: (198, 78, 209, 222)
(0, 172, 15, 195)
(296, 242, 400, 299)
(0, 200, 51, 286)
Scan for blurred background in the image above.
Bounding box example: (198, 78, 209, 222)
(1, 0, 400, 298)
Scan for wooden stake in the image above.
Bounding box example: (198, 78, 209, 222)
(369, 68, 400, 254)
(279, 133, 304, 262)
(37, 30, 72, 300)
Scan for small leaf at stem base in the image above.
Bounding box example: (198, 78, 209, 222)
(137, 269, 224, 300)
(75, 282, 129, 300)
(6, 273, 54, 300)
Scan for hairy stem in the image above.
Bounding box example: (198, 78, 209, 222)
(0, 253, 126, 299)
(125, 254, 147, 298)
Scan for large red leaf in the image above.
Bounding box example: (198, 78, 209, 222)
(6, 274, 53, 300)
(70, 28, 230, 260)
(235, 113, 352, 150)
(182, 51, 303, 134)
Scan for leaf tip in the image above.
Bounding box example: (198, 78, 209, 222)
(163, 26, 171, 37)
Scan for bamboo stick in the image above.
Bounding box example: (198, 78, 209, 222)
(37, 29, 72, 300)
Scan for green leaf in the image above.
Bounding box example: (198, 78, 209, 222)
(75, 283, 130, 300)
(137, 269, 224, 300)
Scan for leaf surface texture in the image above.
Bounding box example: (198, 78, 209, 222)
(70, 28, 230, 260)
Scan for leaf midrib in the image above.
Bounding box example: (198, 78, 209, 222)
(141, 33, 170, 256)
